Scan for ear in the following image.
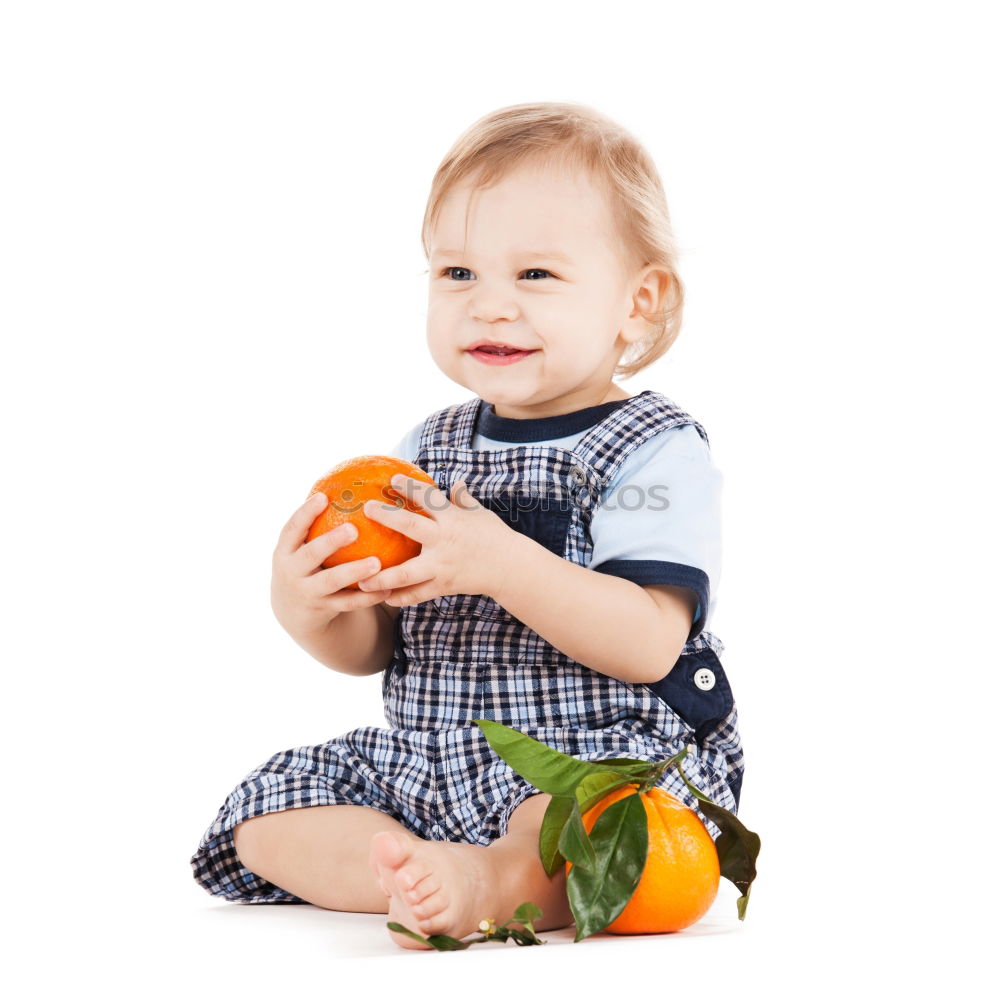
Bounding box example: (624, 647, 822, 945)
(623, 267, 672, 344)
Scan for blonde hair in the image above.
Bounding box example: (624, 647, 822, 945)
(421, 101, 685, 378)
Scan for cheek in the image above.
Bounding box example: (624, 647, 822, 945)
(425, 328, 458, 372)
(426, 297, 459, 332)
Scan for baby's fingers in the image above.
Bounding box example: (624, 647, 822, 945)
(299, 520, 361, 572)
(275, 492, 330, 559)
(357, 557, 433, 600)
(312, 555, 388, 601)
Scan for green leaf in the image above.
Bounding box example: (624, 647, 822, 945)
(502, 904, 546, 946)
(474, 720, 654, 796)
(566, 792, 648, 941)
(507, 927, 545, 946)
(597, 756, 666, 772)
(670, 757, 761, 919)
(539, 775, 647, 878)
(511, 901, 542, 926)
(538, 795, 575, 876)
(385, 922, 477, 950)
(557, 797, 598, 871)
(575, 770, 641, 815)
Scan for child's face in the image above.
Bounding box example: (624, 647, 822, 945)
(426, 158, 650, 419)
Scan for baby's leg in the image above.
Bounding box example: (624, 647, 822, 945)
(233, 804, 415, 913)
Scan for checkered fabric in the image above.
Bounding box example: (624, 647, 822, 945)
(190, 390, 745, 903)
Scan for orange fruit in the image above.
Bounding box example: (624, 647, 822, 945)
(305, 455, 437, 590)
(566, 785, 720, 934)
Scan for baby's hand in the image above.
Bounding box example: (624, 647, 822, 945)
(270, 492, 392, 642)
(356, 475, 515, 606)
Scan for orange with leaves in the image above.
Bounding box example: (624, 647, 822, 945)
(305, 455, 437, 590)
(567, 785, 721, 934)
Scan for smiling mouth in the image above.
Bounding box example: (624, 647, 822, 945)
(469, 346, 535, 355)
(467, 346, 539, 366)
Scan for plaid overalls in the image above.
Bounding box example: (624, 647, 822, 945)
(190, 390, 744, 904)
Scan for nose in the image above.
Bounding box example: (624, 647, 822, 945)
(467, 284, 519, 324)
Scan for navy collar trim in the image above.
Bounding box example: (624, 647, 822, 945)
(475, 390, 651, 443)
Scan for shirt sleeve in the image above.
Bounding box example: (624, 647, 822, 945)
(385, 419, 425, 465)
(587, 423, 722, 642)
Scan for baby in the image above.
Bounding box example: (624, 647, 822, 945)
(190, 101, 745, 950)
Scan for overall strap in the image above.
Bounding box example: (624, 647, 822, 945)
(415, 395, 482, 453)
(571, 389, 710, 488)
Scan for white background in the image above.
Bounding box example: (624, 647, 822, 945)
(2, 1, 995, 995)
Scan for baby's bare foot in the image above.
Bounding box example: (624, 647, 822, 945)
(369, 830, 497, 950)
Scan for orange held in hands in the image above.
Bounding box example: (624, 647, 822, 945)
(567, 785, 721, 934)
(305, 455, 437, 590)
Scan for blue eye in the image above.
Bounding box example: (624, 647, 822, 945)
(438, 267, 553, 281)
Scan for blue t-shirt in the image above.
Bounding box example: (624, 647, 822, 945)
(386, 395, 721, 639)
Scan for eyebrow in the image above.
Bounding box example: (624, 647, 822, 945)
(432, 248, 575, 264)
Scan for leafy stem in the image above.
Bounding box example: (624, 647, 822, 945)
(387, 902, 547, 950)
(474, 719, 761, 933)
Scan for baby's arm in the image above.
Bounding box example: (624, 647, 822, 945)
(491, 533, 694, 684)
(293, 602, 396, 677)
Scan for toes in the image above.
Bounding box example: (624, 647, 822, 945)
(395, 858, 433, 892)
(370, 831, 425, 892)
(418, 905, 451, 934)
(370, 829, 409, 869)
(406, 872, 439, 904)
(413, 891, 447, 919)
